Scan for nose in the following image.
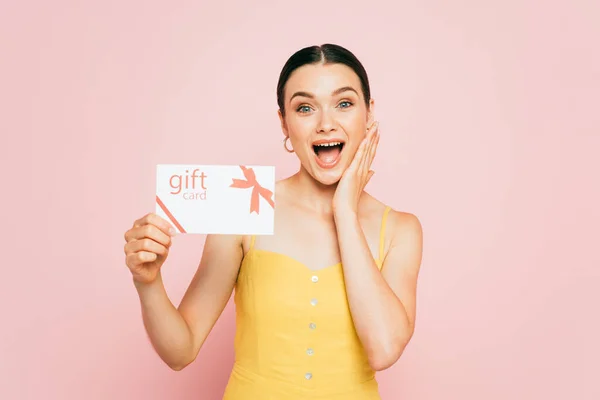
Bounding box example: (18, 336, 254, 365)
(316, 109, 336, 133)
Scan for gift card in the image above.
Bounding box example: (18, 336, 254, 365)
(155, 164, 275, 234)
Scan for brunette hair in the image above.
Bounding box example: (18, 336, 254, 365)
(276, 44, 371, 116)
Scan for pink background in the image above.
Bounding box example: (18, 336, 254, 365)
(2, 1, 599, 399)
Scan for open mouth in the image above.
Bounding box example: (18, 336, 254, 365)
(312, 141, 345, 168)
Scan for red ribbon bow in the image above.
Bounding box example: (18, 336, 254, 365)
(230, 165, 275, 214)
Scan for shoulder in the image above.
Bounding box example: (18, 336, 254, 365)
(364, 194, 422, 238)
(387, 209, 422, 242)
(384, 208, 423, 271)
(364, 195, 422, 258)
(369, 204, 423, 288)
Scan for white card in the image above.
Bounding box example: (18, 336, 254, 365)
(155, 164, 275, 235)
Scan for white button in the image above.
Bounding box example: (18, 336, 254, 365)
(309, 322, 316, 330)
(311, 275, 318, 283)
(306, 348, 314, 355)
(310, 298, 318, 306)
(305, 372, 312, 380)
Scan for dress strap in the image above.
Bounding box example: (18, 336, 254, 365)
(249, 235, 256, 250)
(379, 206, 392, 261)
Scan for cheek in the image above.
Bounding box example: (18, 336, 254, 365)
(341, 114, 368, 139)
(287, 118, 313, 144)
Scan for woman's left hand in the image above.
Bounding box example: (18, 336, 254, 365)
(333, 121, 380, 216)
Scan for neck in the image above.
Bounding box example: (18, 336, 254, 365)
(285, 167, 338, 215)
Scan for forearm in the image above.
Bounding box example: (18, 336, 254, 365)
(134, 273, 194, 370)
(334, 211, 412, 370)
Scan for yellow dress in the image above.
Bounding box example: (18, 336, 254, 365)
(222, 207, 392, 399)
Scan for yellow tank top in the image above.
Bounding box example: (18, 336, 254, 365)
(222, 207, 392, 400)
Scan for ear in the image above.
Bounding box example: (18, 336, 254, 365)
(278, 109, 289, 138)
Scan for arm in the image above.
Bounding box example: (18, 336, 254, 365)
(334, 209, 423, 371)
(135, 233, 243, 371)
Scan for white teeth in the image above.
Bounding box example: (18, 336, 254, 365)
(315, 142, 342, 147)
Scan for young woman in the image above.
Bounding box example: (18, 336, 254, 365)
(124, 43, 423, 399)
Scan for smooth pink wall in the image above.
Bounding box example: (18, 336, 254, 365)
(2, 1, 599, 399)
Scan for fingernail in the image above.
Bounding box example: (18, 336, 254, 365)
(169, 227, 177, 236)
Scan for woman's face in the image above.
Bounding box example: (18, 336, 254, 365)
(279, 62, 374, 186)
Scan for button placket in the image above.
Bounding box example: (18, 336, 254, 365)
(305, 272, 319, 384)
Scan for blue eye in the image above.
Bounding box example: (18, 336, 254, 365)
(297, 105, 311, 113)
(338, 101, 353, 109)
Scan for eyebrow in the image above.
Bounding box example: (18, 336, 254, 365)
(289, 86, 359, 103)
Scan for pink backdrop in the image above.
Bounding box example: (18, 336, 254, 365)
(2, 1, 599, 399)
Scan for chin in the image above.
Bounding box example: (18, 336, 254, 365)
(312, 169, 343, 186)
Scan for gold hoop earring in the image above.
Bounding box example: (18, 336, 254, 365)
(283, 137, 294, 153)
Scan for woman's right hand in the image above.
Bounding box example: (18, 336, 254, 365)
(124, 213, 176, 284)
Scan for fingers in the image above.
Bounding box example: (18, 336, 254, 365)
(366, 170, 375, 184)
(125, 237, 169, 258)
(348, 135, 369, 173)
(126, 251, 158, 269)
(124, 214, 175, 270)
(124, 237, 169, 271)
(125, 223, 173, 247)
(360, 121, 379, 178)
(132, 213, 176, 236)
(350, 120, 378, 171)
(365, 124, 380, 174)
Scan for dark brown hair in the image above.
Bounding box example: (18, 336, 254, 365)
(276, 44, 371, 116)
